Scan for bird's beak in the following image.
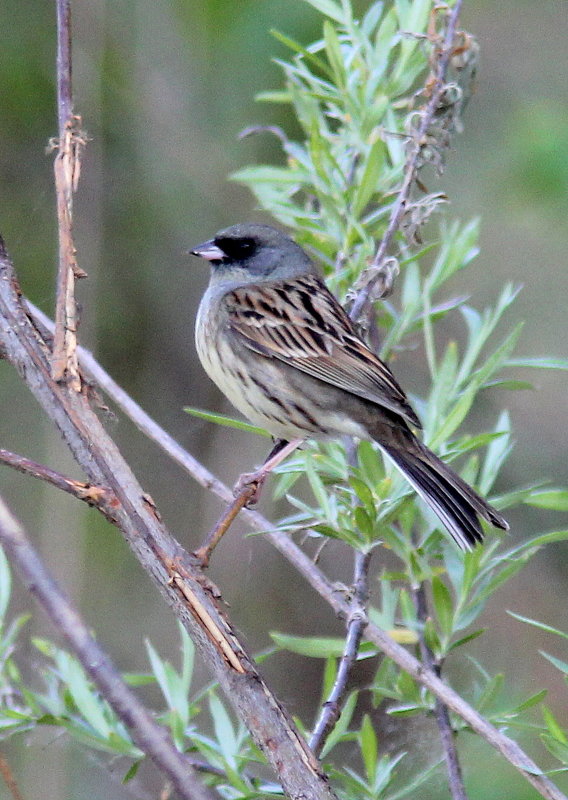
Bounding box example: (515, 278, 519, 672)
(189, 239, 225, 261)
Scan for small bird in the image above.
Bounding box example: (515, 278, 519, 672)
(191, 223, 508, 551)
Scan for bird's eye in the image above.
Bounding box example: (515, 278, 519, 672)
(214, 237, 256, 261)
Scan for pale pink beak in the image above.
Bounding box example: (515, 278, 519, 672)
(190, 240, 225, 261)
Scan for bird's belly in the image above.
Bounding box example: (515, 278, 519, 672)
(195, 303, 368, 441)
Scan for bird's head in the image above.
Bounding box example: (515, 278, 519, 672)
(190, 223, 315, 285)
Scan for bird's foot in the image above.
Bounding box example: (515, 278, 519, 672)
(233, 470, 267, 507)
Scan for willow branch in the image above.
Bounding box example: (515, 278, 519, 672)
(0, 494, 217, 800)
(0, 248, 337, 800)
(350, 0, 464, 321)
(309, 550, 371, 757)
(412, 583, 467, 800)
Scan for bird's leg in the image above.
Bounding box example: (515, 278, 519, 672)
(193, 438, 303, 567)
(234, 437, 304, 506)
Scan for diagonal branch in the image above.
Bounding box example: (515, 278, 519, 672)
(0, 494, 217, 800)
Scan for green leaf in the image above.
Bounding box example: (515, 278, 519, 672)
(508, 611, 568, 641)
(349, 476, 375, 514)
(352, 136, 386, 216)
(183, 407, 270, 437)
(354, 505, 374, 541)
(123, 760, 142, 783)
(524, 490, 568, 511)
(476, 672, 504, 714)
(505, 357, 568, 371)
(540, 651, 568, 675)
(301, 0, 344, 23)
(430, 323, 522, 450)
(146, 640, 175, 708)
(321, 655, 337, 701)
(511, 689, 547, 714)
(270, 30, 334, 79)
(541, 734, 568, 765)
(357, 440, 385, 486)
(360, 713, 378, 783)
(56, 651, 111, 739)
(256, 90, 292, 103)
(323, 20, 346, 88)
(305, 455, 332, 520)
(449, 629, 485, 652)
(209, 694, 238, 766)
(230, 164, 305, 185)
(542, 705, 568, 743)
(426, 340, 458, 431)
(269, 631, 377, 658)
(431, 577, 453, 639)
(320, 691, 358, 757)
(478, 410, 512, 494)
(383, 759, 444, 800)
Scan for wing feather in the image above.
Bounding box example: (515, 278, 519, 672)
(224, 274, 422, 428)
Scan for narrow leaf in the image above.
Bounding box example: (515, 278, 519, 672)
(184, 407, 270, 437)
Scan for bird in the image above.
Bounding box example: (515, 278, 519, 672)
(191, 223, 509, 551)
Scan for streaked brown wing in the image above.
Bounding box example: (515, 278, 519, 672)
(224, 274, 422, 428)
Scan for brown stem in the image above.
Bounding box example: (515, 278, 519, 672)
(0, 494, 217, 800)
(51, 0, 86, 387)
(194, 438, 302, 566)
(309, 550, 371, 757)
(412, 584, 467, 800)
(0, 448, 111, 511)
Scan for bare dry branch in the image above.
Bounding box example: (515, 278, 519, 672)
(51, 0, 86, 388)
(0, 448, 111, 510)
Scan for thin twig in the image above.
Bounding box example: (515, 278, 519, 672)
(194, 487, 255, 566)
(51, 0, 86, 387)
(0, 752, 25, 800)
(0, 448, 111, 510)
(349, 0, 464, 322)
(194, 438, 303, 565)
(24, 308, 566, 799)
(0, 494, 217, 800)
(412, 583, 467, 800)
(309, 550, 371, 757)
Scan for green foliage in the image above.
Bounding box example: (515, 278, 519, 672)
(195, 1, 568, 792)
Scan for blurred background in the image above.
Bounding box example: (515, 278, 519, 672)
(0, 0, 567, 797)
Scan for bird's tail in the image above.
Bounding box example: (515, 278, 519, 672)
(377, 432, 509, 551)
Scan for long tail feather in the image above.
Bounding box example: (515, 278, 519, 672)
(378, 435, 509, 551)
